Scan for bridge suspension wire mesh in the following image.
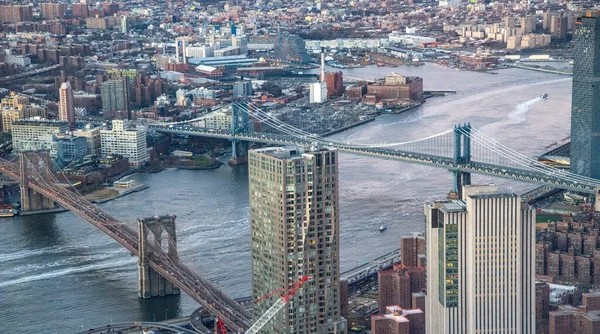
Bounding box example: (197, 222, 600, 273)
(240, 102, 454, 153)
(461, 128, 600, 188)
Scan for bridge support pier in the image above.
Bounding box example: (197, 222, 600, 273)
(229, 102, 249, 165)
(19, 151, 55, 212)
(449, 124, 472, 199)
(229, 140, 248, 165)
(137, 215, 180, 299)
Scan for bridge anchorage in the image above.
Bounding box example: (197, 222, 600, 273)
(19, 151, 55, 212)
(137, 215, 181, 298)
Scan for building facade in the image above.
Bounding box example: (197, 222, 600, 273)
(101, 78, 130, 119)
(11, 119, 69, 157)
(56, 136, 88, 166)
(59, 82, 75, 125)
(371, 305, 425, 334)
(74, 125, 102, 157)
(249, 146, 345, 334)
(425, 185, 536, 333)
(274, 33, 311, 64)
(0, 5, 33, 23)
(310, 81, 327, 103)
(571, 15, 600, 178)
(233, 81, 253, 98)
(100, 120, 148, 166)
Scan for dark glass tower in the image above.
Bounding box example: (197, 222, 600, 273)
(571, 15, 600, 178)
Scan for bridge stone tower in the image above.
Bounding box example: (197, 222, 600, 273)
(229, 102, 249, 165)
(450, 124, 472, 199)
(19, 151, 55, 212)
(137, 215, 181, 298)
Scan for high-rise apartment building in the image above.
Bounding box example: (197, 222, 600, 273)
(274, 33, 311, 64)
(100, 120, 148, 166)
(101, 78, 130, 119)
(59, 82, 75, 125)
(249, 146, 346, 334)
(571, 14, 600, 178)
(40, 2, 67, 19)
(0, 5, 33, 23)
(425, 185, 536, 333)
(550, 15, 568, 39)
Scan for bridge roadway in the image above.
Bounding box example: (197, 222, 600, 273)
(0, 64, 62, 84)
(0, 158, 253, 332)
(150, 125, 599, 194)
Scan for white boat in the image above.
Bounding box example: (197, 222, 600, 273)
(379, 225, 387, 232)
(540, 93, 549, 99)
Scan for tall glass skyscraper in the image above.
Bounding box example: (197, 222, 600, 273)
(571, 14, 600, 178)
(248, 146, 346, 334)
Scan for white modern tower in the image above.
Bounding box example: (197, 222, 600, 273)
(425, 185, 535, 334)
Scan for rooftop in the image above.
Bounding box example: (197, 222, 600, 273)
(252, 145, 334, 160)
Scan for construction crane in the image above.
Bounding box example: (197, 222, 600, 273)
(244, 275, 312, 334)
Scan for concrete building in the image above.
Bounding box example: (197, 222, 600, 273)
(233, 81, 253, 98)
(73, 125, 102, 157)
(58, 82, 75, 126)
(186, 45, 214, 58)
(1, 92, 46, 132)
(249, 146, 346, 334)
(274, 33, 311, 64)
(521, 15, 536, 34)
(11, 119, 69, 157)
(371, 305, 425, 334)
(56, 136, 88, 166)
(310, 81, 327, 103)
(101, 78, 130, 120)
(571, 14, 600, 178)
(100, 120, 148, 166)
(425, 185, 536, 333)
(198, 108, 232, 130)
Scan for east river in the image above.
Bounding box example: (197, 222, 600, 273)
(0, 64, 573, 333)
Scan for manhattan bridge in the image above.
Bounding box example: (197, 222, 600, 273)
(2, 102, 598, 332)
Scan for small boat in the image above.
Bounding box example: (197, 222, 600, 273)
(379, 225, 387, 232)
(540, 93, 549, 99)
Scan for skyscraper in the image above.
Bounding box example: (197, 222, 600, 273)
(101, 78, 130, 119)
(59, 82, 75, 125)
(249, 146, 346, 334)
(571, 14, 600, 178)
(425, 185, 535, 333)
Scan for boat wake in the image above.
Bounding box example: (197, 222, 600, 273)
(507, 97, 542, 125)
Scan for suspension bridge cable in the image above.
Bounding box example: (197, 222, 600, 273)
(460, 129, 600, 187)
(241, 102, 455, 149)
(468, 128, 600, 185)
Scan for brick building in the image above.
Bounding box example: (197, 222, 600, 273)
(0, 5, 33, 23)
(550, 305, 600, 334)
(40, 2, 67, 19)
(536, 220, 600, 285)
(323, 71, 344, 98)
(371, 306, 425, 334)
(365, 74, 423, 104)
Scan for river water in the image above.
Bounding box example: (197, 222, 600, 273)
(0, 64, 572, 333)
